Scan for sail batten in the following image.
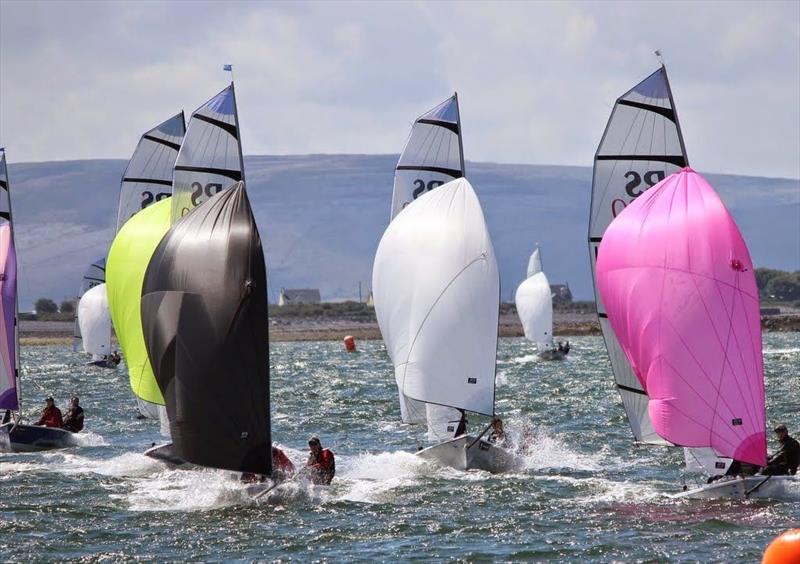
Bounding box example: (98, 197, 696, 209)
(171, 84, 244, 222)
(589, 65, 688, 445)
(117, 112, 185, 231)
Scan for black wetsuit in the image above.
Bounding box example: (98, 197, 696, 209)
(763, 435, 800, 476)
(63, 406, 84, 433)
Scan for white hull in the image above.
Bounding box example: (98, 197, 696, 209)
(673, 475, 799, 501)
(416, 434, 521, 474)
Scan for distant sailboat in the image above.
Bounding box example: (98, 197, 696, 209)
(77, 283, 112, 364)
(373, 177, 519, 473)
(141, 182, 272, 476)
(106, 112, 184, 430)
(597, 168, 793, 500)
(72, 258, 107, 355)
(515, 248, 566, 360)
(0, 149, 77, 452)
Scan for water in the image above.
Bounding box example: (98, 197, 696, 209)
(1, 335, 798, 560)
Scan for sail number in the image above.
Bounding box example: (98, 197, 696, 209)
(190, 182, 224, 206)
(141, 191, 171, 208)
(611, 170, 666, 217)
(412, 179, 445, 199)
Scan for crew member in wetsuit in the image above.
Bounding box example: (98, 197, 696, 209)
(272, 445, 295, 480)
(306, 436, 335, 485)
(488, 417, 511, 448)
(762, 423, 800, 476)
(62, 396, 85, 433)
(35, 397, 63, 428)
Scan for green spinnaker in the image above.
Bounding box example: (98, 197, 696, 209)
(107, 197, 172, 405)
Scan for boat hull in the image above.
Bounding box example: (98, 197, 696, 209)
(0, 422, 79, 452)
(538, 349, 567, 361)
(143, 442, 191, 468)
(673, 475, 799, 501)
(416, 434, 521, 474)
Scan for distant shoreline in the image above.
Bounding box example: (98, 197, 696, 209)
(20, 313, 799, 346)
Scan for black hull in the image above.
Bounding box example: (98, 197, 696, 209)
(0, 423, 79, 452)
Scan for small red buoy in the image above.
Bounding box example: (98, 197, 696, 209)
(343, 335, 356, 352)
(763, 529, 800, 564)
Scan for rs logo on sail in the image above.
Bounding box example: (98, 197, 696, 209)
(611, 170, 666, 217)
(141, 191, 171, 208)
(190, 182, 224, 206)
(412, 179, 445, 199)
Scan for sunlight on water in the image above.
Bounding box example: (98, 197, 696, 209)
(1, 334, 797, 560)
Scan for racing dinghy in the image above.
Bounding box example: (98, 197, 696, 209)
(141, 181, 274, 486)
(515, 248, 566, 360)
(106, 112, 184, 428)
(77, 283, 113, 367)
(373, 176, 519, 474)
(0, 149, 78, 452)
(72, 258, 107, 355)
(596, 168, 784, 499)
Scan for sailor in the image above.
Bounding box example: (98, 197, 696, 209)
(2, 409, 11, 424)
(305, 436, 335, 485)
(62, 396, 85, 433)
(488, 417, 510, 448)
(762, 424, 800, 476)
(454, 410, 467, 437)
(272, 445, 296, 479)
(35, 397, 63, 428)
(107, 351, 121, 367)
(558, 341, 570, 354)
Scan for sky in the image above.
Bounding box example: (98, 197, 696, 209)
(1, 0, 799, 179)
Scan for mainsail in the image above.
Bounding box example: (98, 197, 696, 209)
(116, 112, 185, 230)
(0, 149, 19, 411)
(596, 169, 766, 466)
(72, 258, 106, 352)
(107, 197, 172, 406)
(171, 84, 244, 222)
(515, 248, 553, 346)
(588, 65, 688, 445)
(77, 283, 111, 359)
(141, 182, 271, 474)
(374, 178, 499, 441)
(390, 94, 464, 220)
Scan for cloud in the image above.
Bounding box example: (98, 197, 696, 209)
(0, 0, 797, 178)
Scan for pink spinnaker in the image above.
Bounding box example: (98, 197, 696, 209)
(597, 168, 766, 466)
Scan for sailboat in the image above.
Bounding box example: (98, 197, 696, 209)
(141, 182, 272, 477)
(138, 84, 274, 480)
(0, 149, 77, 452)
(105, 112, 184, 429)
(588, 64, 689, 446)
(373, 177, 519, 473)
(515, 248, 565, 360)
(597, 168, 793, 500)
(72, 258, 107, 355)
(77, 283, 112, 366)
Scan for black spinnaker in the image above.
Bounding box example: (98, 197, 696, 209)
(141, 181, 271, 475)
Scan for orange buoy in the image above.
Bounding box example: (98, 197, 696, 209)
(763, 529, 800, 564)
(343, 335, 356, 352)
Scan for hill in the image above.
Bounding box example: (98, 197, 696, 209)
(7, 155, 800, 310)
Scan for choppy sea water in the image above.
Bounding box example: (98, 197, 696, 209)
(1, 334, 798, 561)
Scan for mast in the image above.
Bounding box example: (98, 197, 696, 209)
(454, 91, 466, 176)
(230, 81, 246, 186)
(0, 149, 21, 415)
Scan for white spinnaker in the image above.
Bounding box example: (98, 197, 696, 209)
(117, 113, 185, 231)
(374, 178, 499, 440)
(684, 447, 734, 476)
(73, 258, 106, 352)
(390, 94, 464, 220)
(171, 83, 244, 222)
(588, 66, 688, 445)
(77, 283, 111, 357)
(515, 270, 553, 346)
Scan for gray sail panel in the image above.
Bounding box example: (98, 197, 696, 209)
(142, 182, 271, 475)
(116, 113, 185, 231)
(390, 95, 464, 219)
(589, 66, 687, 445)
(171, 84, 244, 222)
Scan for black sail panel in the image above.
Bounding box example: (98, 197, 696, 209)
(141, 182, 271, 475)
